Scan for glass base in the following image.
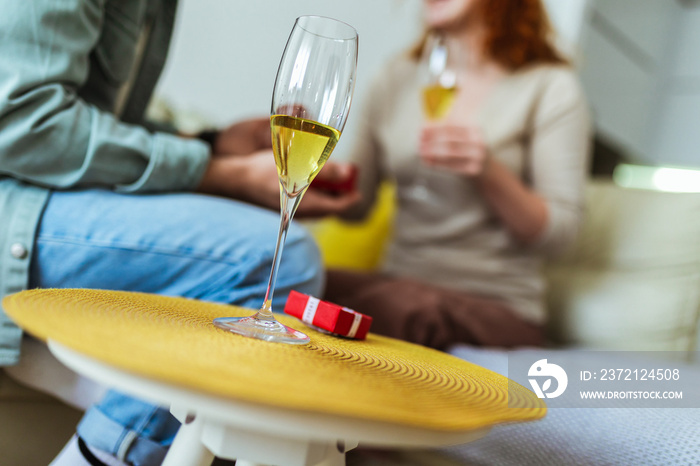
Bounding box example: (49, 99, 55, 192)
(213, 315, 310, 345)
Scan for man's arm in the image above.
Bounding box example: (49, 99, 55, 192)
(0, 0, 209, 194)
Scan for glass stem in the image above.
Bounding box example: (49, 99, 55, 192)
(256, 191, 302, 321)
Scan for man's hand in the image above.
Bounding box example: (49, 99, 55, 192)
(309, 162, 358, 194)
(211, 117, 272, 155)
(419, 124, 491, 177)
(197, 150, 360, 217)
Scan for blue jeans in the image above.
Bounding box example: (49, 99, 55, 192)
(30, 189, 324, 465)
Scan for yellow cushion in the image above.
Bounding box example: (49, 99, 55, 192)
(308, 183, 395, 271)
(4, 289, 544, 431)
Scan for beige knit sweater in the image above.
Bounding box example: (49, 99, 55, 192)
(344, 54, 591, 323)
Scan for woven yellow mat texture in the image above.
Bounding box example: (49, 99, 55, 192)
(4, 289, 545, 431)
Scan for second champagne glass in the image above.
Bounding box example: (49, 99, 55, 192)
(214, 16, 358, 344)
(405, 32, 459, 201)
(422, 33, 459, 120)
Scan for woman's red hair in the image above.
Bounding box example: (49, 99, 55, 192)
(414, 0, 567, 70)
(478, 0, 567, 69)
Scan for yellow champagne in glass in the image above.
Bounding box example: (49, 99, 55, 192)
(271, 115, 340, 196)
(422, 84, 457, 121)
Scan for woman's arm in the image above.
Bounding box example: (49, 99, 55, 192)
(520, 70, 592, 254)
(420, 124, 549, 244)
(475, 156, 549, 245)
(420, 68, 591, 253)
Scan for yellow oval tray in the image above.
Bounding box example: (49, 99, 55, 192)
(3, 289, 545, 431)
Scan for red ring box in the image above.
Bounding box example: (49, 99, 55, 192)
(310, 165, 358, 195)
(284, 290, 372, 340)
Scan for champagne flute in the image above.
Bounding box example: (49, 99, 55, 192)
(214, 16, 358, 344)
(406, 32, 459, 201)
(422, 33, 458, 120)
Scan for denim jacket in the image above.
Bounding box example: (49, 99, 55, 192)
(0, 0, 210, 365)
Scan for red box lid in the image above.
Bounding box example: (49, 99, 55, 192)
(284, 291, 372, 340)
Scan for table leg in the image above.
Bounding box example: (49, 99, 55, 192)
(162, 412, 214, 466)
(200, 420, 355, 466)
(217, 440, 346, 466)
(308, 441, 346, 466)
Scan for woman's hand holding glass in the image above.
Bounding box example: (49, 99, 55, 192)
(403, 32, 461, 202)
(419, 124, 491, 178)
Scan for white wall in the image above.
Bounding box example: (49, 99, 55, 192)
(158, 1, 700, 168)
(650, 4, 700, 167)
(577, 0, 700, 168)
(157, 0, 589, 121)
(578, 0, 679, 163)
(543, 0, 592, 53)
(155, 0, 423, 159)
(155, 0, 586, 160)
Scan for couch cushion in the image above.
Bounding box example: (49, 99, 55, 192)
(545, 181, 700, 353)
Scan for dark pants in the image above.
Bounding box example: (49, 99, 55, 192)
(324, 269, 544, 351)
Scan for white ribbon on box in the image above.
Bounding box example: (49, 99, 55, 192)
(345, 309, 363, 339)
(299, 295, 363, 338)
(302, 296, 320, 323)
